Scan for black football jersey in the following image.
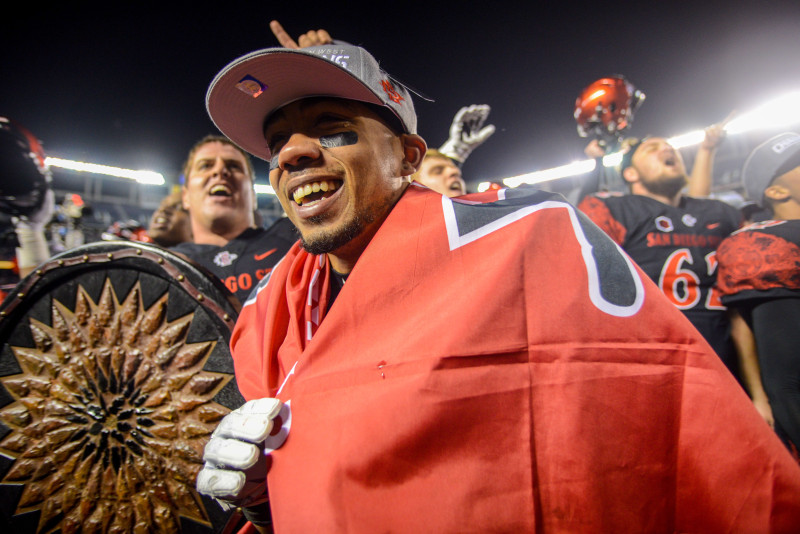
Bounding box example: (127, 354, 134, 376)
(172, 217, 298, 303)
(579, 193, 742, 364)
(717, 220, 800, 451)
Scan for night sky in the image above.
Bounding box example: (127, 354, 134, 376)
(3, 1, 800, 191)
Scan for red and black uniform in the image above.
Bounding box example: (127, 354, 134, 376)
(172, 217, 297, 303)
(579, 193, 742, 375)
(230, 184, 800, 532)
(717, 219, 800, 451)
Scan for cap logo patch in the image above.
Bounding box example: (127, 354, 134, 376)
(771, 136, 800, 154)
(236, 75, 267, 98)
(380, 79, 404, 104)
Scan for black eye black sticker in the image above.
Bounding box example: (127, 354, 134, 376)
(269, 132, 359, 171)
(320, 131, 358, 148)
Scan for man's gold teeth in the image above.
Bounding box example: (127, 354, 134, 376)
(293, 181, 339, 205)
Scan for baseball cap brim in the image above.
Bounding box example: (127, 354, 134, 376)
(206, 47, 388, 161)
(743, 132, 800, 204)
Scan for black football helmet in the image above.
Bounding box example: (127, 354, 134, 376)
(0, 117, 52, 217)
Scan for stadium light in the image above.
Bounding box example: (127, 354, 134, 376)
(477, 90, 800, 192)
(502, 159, 597, 189)
(666, 130, 706, 150)
(45, 157, 165, 185)
(45, 155, 279, 194)
(726, 91, 800, 134)
(254, 183, 276, 195)
(47, 91, 800, 196)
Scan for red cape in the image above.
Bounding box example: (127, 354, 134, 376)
(232, 185, 800, 532)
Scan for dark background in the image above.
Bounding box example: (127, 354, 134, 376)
(3, 0, 800, 191)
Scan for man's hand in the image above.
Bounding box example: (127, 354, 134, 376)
(439, 104, 496, 163)
(270, 20, 333, 49)
(753, 396, 775, 429)
(13, 188, 54, 230)
(584, 139, 606, 159)
(196, 398, 287, 509)
(701, 111, 736, 150)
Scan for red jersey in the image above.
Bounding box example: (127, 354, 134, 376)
(232, 185, 800, 532)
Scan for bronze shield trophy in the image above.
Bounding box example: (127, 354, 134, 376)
(0, 241, 245, 533)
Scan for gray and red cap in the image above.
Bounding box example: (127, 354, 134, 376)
(206, 44, 417, 162)
(742, 132, 800, 205)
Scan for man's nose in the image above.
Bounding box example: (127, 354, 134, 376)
(277, 133, 322, 170)
(210, 159, 231, 177)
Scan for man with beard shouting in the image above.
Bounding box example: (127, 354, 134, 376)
(578, 134, 742, 378)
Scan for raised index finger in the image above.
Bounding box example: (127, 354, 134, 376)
(720, 109, 737, 127)
(270, 20, 300, 49)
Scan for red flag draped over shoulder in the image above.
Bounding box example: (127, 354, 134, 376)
(231, 184, 800, 533)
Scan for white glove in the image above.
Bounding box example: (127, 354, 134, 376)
(13, 189, 54, 271)
(438, 104, 496, 163)
(196, 398, 290, 509)
(14, 188, 55, 229)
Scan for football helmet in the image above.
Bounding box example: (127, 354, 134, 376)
(0, 117, 52, 217)
(574, 76, 645, 141)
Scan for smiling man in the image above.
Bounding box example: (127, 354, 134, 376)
(578, 136, 743, 379)
(196, 43, 800, 533)
(262, 97, 422, 273)
(171, 135, 297, 303)
(146, 189, 192, 248)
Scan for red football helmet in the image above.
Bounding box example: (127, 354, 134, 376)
(574, 76, 645, 140)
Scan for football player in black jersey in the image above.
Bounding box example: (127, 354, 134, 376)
(717, 132, 800, 453)
(579, 128, 743, 379)
(172, 136, 297, 303)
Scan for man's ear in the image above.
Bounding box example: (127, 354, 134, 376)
(622, 167, 638, 184)
(764, 183, 789, 202)
(181, 186, 190, 210)
(400, 134, 427, 176)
